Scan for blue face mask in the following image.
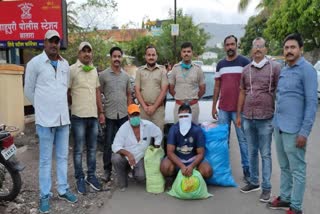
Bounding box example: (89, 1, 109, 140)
(181, 62, 192, 70)
(129, 116, 141, 126)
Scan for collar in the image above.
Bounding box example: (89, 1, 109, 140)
(286, 56, 304, 68)
(178, 61, 194, 67)
(142, 63, 161, 71)
(75, 59, 93, 68)
(41, 51, 63, 63)
(108, 67, 124, 73)
(250, 57, 270, 68)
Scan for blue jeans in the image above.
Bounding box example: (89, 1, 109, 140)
(243, 118, 273, 190)
(36, 124, 70, 198)
(218, 109, 249, 169)
(103, 116, 128, 174)
(274, 128, 306, 211)
(71, 115, 98, 179)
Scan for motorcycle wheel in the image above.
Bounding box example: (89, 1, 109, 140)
(0, 161, 22, 201)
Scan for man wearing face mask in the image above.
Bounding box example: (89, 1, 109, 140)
(135, 45, 168, 132)
(111, 104, 162, 191)
(160, 103, 212, 179)
(236, 37, 280, 202)
(99, 47, 132, 183)
(68, 42, 105, 194)
(169, 42, 206, 124)
(212, 35, 251, 183)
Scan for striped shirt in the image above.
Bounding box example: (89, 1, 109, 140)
(215, 55, 250, 111)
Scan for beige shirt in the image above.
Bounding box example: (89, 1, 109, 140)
(69, 60, 100, 118)
(99, 67, 131, 120)
(135, 64, 168, 104)
(169, 62, 205, 100)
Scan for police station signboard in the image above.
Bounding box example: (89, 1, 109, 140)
(0, 0, 67, 49)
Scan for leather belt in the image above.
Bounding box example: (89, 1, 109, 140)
(175, 99, 198, 106)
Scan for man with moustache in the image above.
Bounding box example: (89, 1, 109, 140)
(99, 47, 132, 183)
(169, 42, 206, 124)
(212, 35, 251, 182)
(24, 30, 77, 213)
(268, 33, 318, 214)
(135, 45, 168, 132)
(69, 42, 105, 194)
(236, 37, 281, 202)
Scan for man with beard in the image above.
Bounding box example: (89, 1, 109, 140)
(135, 45, 168, 133)
(236, 37, 281, 202)
(24, 30, 77, 213)
(267, 33, 318, 214)
(169, 42, 206, 124)
(212, 35, 251, 183)
(99, 47, 132, 183)
(160, 103, 212, 179)
(111, 104, 162, 191)
(68, 42, 105, 194)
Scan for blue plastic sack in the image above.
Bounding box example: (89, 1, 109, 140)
(202, 124, 237, 187)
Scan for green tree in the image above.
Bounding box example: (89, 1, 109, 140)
(240, 14, 268, 56)
(126, 9, 209, 65)
(62, 0, 119, 69)
(158, 9, 210, 63)
(62, 33, 119, 71)
(127, 35, 158, 66)
(264, 0, 320, 52)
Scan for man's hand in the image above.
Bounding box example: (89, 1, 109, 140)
(126, 153, 136, 167)
(181, 165, 188, 176)
(147, 105, 157, 115)
(236, 115, 241, 128)
(296, 135, 307, 148)
(185, 165, 194, 177)
(212, 107, 218, 120)
(99, 113, 105, 124)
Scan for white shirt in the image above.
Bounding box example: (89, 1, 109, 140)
(112, 119, 163, 163)
(24, 51, 70, 127)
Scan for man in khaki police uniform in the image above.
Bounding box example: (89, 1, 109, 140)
(135, 45, 168, 131)
(99, 46, 132, 182)
(69, 42, 105, 194)
(169, 42, 206, 124)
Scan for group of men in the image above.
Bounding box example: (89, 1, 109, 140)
(213, 33, 317, 214)
(24, 29, 317, 214)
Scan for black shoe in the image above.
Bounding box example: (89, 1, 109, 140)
(267, 196, 290, 210)
(240, 183, 260, 193)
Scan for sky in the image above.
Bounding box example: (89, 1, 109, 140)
(73, 0, 261, 29)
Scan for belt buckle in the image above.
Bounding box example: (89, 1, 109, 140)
(184, 99, 191, 106)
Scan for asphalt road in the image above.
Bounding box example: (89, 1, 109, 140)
(98, 105, 320, 214)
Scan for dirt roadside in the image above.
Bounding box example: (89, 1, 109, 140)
(0, 122, 114, 214)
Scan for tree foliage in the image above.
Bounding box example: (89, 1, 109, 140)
(61, 33, 120, 71)
(127, 9, 210, 65)
(264, 0, 320, 51)
(63, 1, 119, 70)
(240, 14, 268, 56)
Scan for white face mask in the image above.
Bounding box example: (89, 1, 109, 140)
(252, 57, 268, 68)
(178, 113, 192, 136)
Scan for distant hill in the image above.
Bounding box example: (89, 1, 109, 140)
(199, 23, 246, 47)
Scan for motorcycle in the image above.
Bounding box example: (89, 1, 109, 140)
(0, 124, 25, 201)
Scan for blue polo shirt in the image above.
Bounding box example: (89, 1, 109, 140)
(273, 57, 318, 137)
(167, 123, 205, 161)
